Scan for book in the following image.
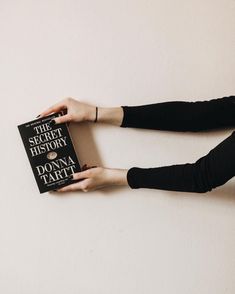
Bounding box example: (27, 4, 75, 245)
(18, 112, 81, 193)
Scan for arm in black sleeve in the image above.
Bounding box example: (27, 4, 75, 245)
(126, 130, 235, 193)
(120, 95, 235, 132)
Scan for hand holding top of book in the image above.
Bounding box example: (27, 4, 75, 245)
(37, 97, 124, 127)
(37, 97, 97, 124)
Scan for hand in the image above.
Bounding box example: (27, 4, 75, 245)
(38, 97, 96, 124)
(54, 165, 129, 193)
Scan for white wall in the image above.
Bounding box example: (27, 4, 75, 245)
(1, 0, 235, 293)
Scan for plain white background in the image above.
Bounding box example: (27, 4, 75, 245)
(1, 0, 235, 293)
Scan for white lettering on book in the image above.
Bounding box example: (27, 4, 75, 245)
(28, 122, 68, 156)
(36, 156, 76, 184)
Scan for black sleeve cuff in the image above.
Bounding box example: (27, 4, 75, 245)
(126, 167, 143, 189)
(120, 106, 130, 128)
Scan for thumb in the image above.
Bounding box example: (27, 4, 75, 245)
(52, 114, 71, 125)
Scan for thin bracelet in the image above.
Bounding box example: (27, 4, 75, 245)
(94, 106, 98, 123)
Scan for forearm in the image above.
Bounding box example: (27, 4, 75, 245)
(120, 95, 235, 132)
(126, 162, 213, 193)
(126, 164, 209, 193)
(126, 130, 235, 193)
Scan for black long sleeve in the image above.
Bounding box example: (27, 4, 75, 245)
(120, 95, 235, 193)
(120, 95, 235, 132)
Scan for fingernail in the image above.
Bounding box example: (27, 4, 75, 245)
(36, 114, 40, 118)
(49, 119, 56, 127)
(82, 164, 87, 170)
(68, 174, 74, 180)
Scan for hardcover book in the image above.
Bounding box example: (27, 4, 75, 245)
(18, 112, 81, 193)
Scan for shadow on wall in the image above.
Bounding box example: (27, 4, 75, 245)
(165, 183, 235, 205)
(69, 122, 101, 168)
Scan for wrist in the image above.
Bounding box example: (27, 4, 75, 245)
(86, 105, 97, 122)
(106, 168, 128, 186)
(97, 107, 124, 126)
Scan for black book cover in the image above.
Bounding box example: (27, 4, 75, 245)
(18, 112, 81, 193)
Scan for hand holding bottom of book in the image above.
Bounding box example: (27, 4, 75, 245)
(52, 166, 128, 193)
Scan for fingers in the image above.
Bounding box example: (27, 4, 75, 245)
(56, 179, 90, 192)
(81, 164, 98, 171)
(52, 114, 72, 124)
(53, 167, 98, 192)
(39, 100, 67, 117)
(72, 169, 92, 180)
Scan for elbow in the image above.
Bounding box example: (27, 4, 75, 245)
(190, 160, 214, 194)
